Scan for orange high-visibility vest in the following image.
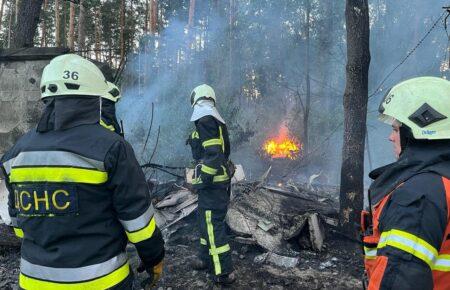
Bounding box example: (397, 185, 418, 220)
(362, 177, 450, 290)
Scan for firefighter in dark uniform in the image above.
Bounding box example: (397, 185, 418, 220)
(362, 77, 450, 290)
(186, 84, 235, 284)
(0, 54, 165, 290)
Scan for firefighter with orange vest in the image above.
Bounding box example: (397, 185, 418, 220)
(362, 76, 450, 289)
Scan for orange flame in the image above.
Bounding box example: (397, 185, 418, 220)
(263, 123, 301, 159)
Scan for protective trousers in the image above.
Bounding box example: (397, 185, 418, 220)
(197, 187, 233, 277)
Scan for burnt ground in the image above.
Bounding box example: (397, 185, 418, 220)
(0, 217, 363, 290)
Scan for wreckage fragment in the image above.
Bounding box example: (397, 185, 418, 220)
(254, 252, 300, 268)
(153, 189, 198, 230)
(155, 190, 192, 209)
(308, 213, 325, 252)
(226, 182, 335, 255)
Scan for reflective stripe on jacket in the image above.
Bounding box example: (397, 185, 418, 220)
(189, 115, 231, 189)
(362, 173, 449, 290)
(0, 123, 165, 289)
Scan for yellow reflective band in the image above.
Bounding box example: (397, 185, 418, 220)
(201, 164, 218, 175)
(209, 244, 230, 256)
(9, 167, 108, 184)
(192, 177, 202, 185)
(19, 262, 130, 290)
(213, 175, 229, 182)
(378, 229, 438, 268)
(219, 126, 225, 153)
(433, 254, 450, 272)
(202, 139, 222, 148)
(364, 246, 377, 259)
(100, 119, 115, 131)
(192, 131, 199, 139)
(206, 210, 222, 275)
(14, 227, 24, 238)
(212, 165, 229, 182)
(200, 238, 207, 246)
(193, 166, 230, 184)
(126, 217, 156, 244)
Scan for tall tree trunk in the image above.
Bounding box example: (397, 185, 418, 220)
(14, 0, 19, 23)
(78, 0, 86, 53)
(62, 0, 67, 46)
(149, 0, 157, 34)
(326, 0, 335, 129)
(186, 0, 195, 60)
(7, 0, 13, 47)
(0, 0, 6, 33)
(68, 1, 75, 50)
(228, 0, 236, 96)
(304, 0, 311, 154)
(144, 0, 148, 33)
(40, 0, 47, 47)
(339, 0, 371, 238)
(188, 0, 195, 28)
(94, 10, 101, 60)
(11, 0, 44, 48)
(119, 0, 125, 63)
(55, 0, 60, 46)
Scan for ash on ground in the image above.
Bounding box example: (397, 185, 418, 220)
(1, 220, 362, 288)
(0, 217, 362, 290)
(0, 180, 363, 289)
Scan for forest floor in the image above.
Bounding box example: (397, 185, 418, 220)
(0, 216, 362, 290)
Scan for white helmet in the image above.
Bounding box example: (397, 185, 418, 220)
(103, 81, 121, 103)
(40, 54, 109, 99)
(379, 76, 450, 140)
(190, 84, 216, 107)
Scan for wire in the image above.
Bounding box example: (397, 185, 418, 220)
(141, 103, 155, 156)
(141, 163, 186, 170)
(283, 10, 447, 167)
(443, 8, 450, 77)
(148, 126, 160, 164)
(141, 163, 185, 178)
(368, 11, 446, 100)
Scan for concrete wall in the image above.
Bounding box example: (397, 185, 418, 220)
(0, 58, 45, 223)
(0, 60, 47, 155)
(0, 48, 69, 156)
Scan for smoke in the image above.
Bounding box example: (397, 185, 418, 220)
(366, 0, 450, 180)
(117, 0, 450, 185)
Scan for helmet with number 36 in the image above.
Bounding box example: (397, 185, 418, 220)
(40, 54, 115, 101)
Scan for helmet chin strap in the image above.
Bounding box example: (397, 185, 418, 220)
(400, 125, 414, 153)
(99, 96, 103, 122)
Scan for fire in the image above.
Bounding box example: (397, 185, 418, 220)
(263, 123, 301, 159)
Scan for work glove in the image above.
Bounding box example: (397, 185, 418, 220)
(137, 260, 164, 289)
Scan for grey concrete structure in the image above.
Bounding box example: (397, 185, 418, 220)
(0, 48, 69, 156)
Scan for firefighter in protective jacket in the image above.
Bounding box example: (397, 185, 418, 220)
(0, 54, 164, 289)
(362, 76, 450, 290)
(186, 84, 235, 284)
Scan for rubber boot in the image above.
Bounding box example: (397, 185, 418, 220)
(213, 272, 236, 285)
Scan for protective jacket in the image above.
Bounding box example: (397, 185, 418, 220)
(0, 97, 164, 290)
(362, 141, 450, 290)
(187, 113, 233, 277)
(188, 115, 231, 191)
